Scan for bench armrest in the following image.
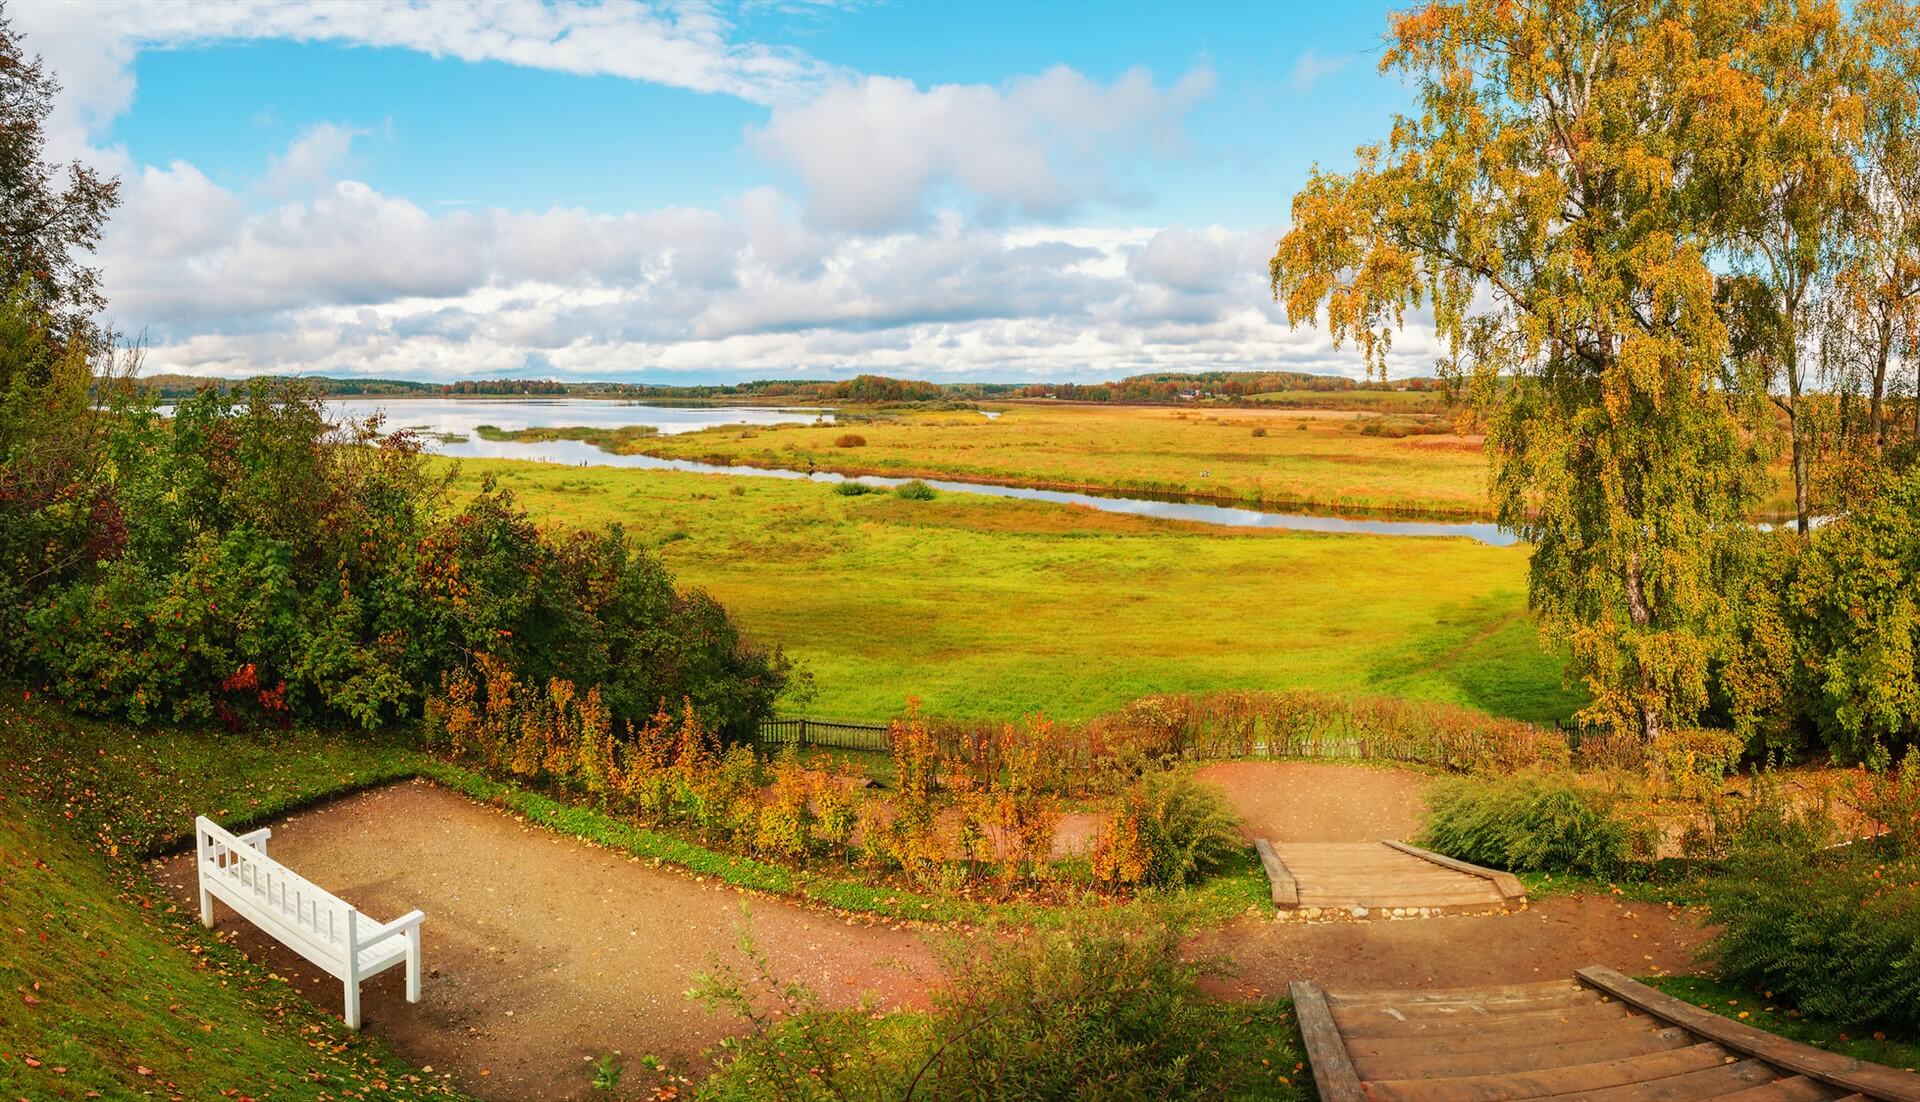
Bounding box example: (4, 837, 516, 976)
(235, 827, 271, 852)
(357, 909, 425, 949)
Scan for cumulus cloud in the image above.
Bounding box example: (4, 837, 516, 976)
(15, 0, 837, 110)
(750, 65, 1216, 231)
(262, 122, 364, 195)
(96, 159, 1434, 382)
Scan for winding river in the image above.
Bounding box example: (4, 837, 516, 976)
(322, 397, 1519, 547)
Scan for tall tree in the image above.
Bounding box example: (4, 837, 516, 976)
(1849, 0, 1920, 451)
(1717, 0, 1863, 536)
(1271, 0, 1774, 741)
(0, 10, 117, 351)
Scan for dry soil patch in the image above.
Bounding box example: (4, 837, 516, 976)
(1196, 761, 1433, 842)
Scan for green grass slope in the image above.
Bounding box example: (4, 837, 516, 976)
(451, 458, 1585, 725)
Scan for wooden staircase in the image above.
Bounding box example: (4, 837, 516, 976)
(1256, 838, 1526, 915)
(1294, 967, 1920, 1102)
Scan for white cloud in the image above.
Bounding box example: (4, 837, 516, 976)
(750, 65, 1216, 231)
(1288, 48, 1351, 92)
(262, 122, 364, 195)
(98, 160, 1436, 382)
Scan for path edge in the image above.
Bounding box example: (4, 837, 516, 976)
(1254, 838, 1298, 907)
(1383, 838, 1526, 903)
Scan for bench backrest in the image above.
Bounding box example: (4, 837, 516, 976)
(195, 816, 356, 964)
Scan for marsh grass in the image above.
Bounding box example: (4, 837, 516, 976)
(451, 458, 1585, 725)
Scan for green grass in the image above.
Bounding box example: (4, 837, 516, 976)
(447, 456, 1584, 726)
(0, 792, 473, 1100)
(474, 422, 659, 448)
(620, 402, 1494, 517)
(1644, 975, 1920, 1073)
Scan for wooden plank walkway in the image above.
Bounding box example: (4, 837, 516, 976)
(1260, 839, 1525, 915)
(1292, 966, 1920, 1102)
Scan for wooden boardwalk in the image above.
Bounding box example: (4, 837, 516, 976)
(1256, 839, 1526, 915)
(1293, 966, 1920, 1102)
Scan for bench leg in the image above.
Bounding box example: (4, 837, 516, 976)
(343, 977, 361, 1030)
(198, 886, 214, 929)
(405, 927, 422, 1004)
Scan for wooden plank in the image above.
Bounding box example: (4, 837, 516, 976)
(1351, 1025, 1695, 1080)
(1291, 981, 1367, 1102)
(1383, 839, 1528, 902)
(1332, 999, 1635, 1039)
(1543, 1059, 1781, 1102)
(1297, 893, 1507, 911)
(1342, 1017, 1660, 1060)
(1330, 979, 1581, 1004)
(1365, 1043, 1733, 1102)
(1576, 967, 1920, 1102)
(1710, 1075, 1848, 1102)
(1254, 838, 1297, 907)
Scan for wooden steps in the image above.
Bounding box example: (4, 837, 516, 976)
(1258, 839, 1524, 916)
(1293, 967, 1920, 1102)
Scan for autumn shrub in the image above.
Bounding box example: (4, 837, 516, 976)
(1250, 426, 1267, 437)
(1644, 727, 1745, 801)
(1092, 771, 1240, 889)
(698, 909, 1256, 1101)
(915, 910, 1230, 1100)
(1705, 848, 1920, 1030)
(893, 479, 936, 500)
(754, 746, 815, 861)
(1856, 747, 1920, 858)
(1679, 767, 1839, 862)
(833, 433, 867, 447)
(1421, 773, 1655, 879)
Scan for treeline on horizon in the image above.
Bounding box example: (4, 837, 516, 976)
(129, 368, 1445, 404)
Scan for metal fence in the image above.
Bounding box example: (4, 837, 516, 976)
(757, 716, 890, 752)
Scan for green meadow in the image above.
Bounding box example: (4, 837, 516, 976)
(447, 457, 1583, 725)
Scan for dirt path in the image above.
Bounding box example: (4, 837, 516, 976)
(1192, 894, 1709, 997)
(155, 781, 936, 1102)
(1196, 760, 1434, 841)
(156, 768, 1712, 1101)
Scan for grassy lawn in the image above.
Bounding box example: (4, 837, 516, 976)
(0, 701, 476, 1101)
(619, 402, 1494, 518)
(448, 457, 1585, 725)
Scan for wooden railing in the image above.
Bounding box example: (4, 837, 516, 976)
(757, 717, 890, 752)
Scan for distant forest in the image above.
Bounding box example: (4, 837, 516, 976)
(131, 369, 1444, 405)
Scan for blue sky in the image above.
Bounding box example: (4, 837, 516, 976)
(21, 0, 1436, 383)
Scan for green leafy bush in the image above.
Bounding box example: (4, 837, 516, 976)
(1091, 771, 1242, 888)
(697, 909, 1297, 1101)
(8, 382, 788, 739)
(833, 480, 877, 496)
(1705, 850, 1920, 1030)
(893, 479, 937, 500)
(1420, 773, 1654, 879)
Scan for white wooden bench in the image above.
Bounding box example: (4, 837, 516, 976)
(195, 815, 424, 1029)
